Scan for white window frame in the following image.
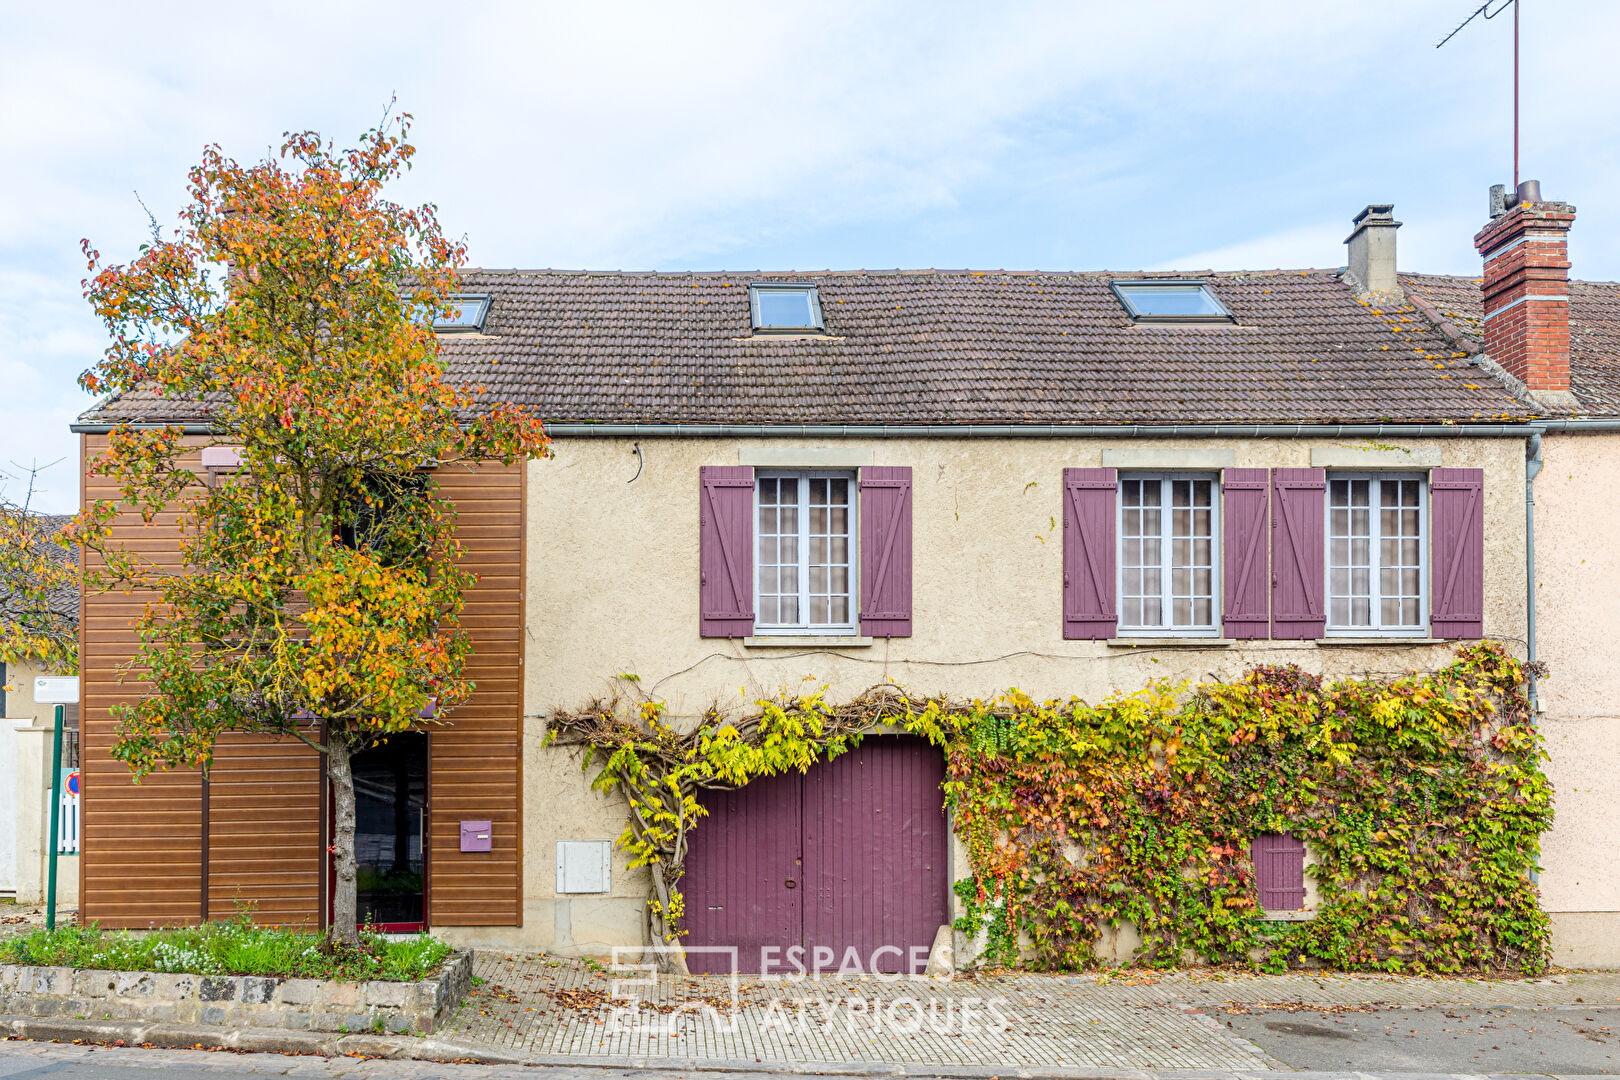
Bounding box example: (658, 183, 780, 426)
(749, 284, 825, 334)
(752, 470, 859, 636)
(1115, 472, 1222, 638)
(1324, 471, 1429, 638)
(430, 293, 491, 332)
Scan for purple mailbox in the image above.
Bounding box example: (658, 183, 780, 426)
(460, 820, 492, 853)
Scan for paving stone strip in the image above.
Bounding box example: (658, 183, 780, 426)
(4, 954, 1617, 1074)
(440, 952, 1620, 1072)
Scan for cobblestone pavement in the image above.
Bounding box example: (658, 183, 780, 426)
(442, 952, 1620, 1072)
(0, 902, 71, 943)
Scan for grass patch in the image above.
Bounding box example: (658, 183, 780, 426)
(0, 916, 453, 981)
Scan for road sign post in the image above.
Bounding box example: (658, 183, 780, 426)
(46, 703, 63, 931)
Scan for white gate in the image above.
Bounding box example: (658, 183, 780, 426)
(53, 771, 79, 855)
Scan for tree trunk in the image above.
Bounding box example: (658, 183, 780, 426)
(650, 863, 690, 975)
(327, 739, 361, 947)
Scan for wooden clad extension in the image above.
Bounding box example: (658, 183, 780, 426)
(206, 732, 322, 925)
(428, 460, 524, 926)
(80, 433, 207, 927)
(79, 437, 525, 929)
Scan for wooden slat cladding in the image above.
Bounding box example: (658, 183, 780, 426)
(427, 461, 524, 925)
(207, 731, 322, 925)
(80, 438, 526, 930)
(80, 433, 206, 926)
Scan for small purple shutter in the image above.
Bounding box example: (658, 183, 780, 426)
(699, 465, 755, 638)
(1252, 833, 1306, 911)
(1222, 469, 1270, 639)
(1431, 468, 1485, 639)
(1271, 468, 1326, 640)
(1062, 468, 1117, 640)
(859, 467, 912, 637)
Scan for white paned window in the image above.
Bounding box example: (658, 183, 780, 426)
(1327, 473, 1426, 635)
(1118, 474, 1219, 636)
(755, 472, 857, 634)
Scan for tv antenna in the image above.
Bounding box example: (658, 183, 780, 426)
(1438, 0, 1520, 190)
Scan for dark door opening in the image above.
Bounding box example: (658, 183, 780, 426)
(330, 733, 428, 932)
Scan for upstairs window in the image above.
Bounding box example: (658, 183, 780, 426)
(1117, 474, 1219, 636)
(431, 294, 491, 332)
(1112, 280, 1233, 323)
(755, 472, 856, 634)
(750, 284, 824, 333)
(1327, 473, 1426, 635)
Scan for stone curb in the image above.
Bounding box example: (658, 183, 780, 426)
(0, 1014, 527, 1065)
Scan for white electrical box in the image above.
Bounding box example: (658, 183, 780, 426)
(556, 841, 613, 894)
(34, 677, 79, 704)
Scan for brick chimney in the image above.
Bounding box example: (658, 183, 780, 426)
(1344, 204, 1402, 300)
(1473, 181, 1578, 410)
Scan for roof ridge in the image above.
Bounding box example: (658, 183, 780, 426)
(1402, 270, 1620, 288)
(453, 266, 1347, 279)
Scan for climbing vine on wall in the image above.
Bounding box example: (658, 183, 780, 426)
(546, 686, 875, 972)
(550, 643, 1552, 975)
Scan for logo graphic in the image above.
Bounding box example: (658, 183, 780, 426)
(606, 943, 1012, 1040)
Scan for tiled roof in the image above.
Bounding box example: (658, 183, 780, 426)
(80, 268, 1536, 427)
(1401, 272, 1620, 417)
(0, 514, 79, 626)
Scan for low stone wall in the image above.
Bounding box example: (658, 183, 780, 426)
(0, 949, 471, 1034)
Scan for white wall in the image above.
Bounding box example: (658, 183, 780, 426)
(7, 660, 78, 908)
(1532, 433, 1620, 966)
(0, 664, 16, 893)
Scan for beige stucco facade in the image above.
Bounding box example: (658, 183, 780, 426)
(1529, 432, 1620, 967)
(480, 433, 1544, 962)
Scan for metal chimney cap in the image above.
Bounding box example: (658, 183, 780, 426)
(1516, 179, 1543, 205)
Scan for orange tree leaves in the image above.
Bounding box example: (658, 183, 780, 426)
(0, 493, 79, 673)
(74, 110, 550, 774)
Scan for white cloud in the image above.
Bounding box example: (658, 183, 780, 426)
(1152, 222, 1350, 273)
(3, 0, 1618, 511)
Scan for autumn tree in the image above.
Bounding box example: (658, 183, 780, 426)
(74, 112, 549, 943)
(0, 462, 81, 673)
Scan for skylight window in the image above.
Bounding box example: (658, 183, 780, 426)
(1111, 280, 1233, 323)
(750, 284, 824, 333)
(431, 294, 491, 332)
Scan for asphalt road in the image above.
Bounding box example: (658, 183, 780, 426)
(5, 1008, 1620, 1077)
(1220, 1004, 1620, 1073)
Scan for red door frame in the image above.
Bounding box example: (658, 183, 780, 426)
(325, 732, 431, 933)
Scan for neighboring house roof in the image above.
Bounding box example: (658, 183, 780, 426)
(1400, 272, 1620, 417)
(77, 268, 1535, 429)
(0, 514, 79, 626)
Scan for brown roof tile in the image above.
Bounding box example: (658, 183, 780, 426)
(80, 268, 1537, 427)
(1401, 272, 1620, 417)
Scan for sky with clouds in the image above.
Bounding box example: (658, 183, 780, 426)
(3, 0, 1618, 512)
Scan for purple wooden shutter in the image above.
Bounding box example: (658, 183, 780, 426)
(1252, 833, 1306, 911)
(1222, 469, 1269, 640)
(1062, 468, 1117, 640)
(1270, 468, 1326, 640)
(699, 465, 755, 638)
(1431, 468, 1485, 639)
(859, 467, 912, 637)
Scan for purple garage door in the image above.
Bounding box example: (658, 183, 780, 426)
(682, 735, 948, 975)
